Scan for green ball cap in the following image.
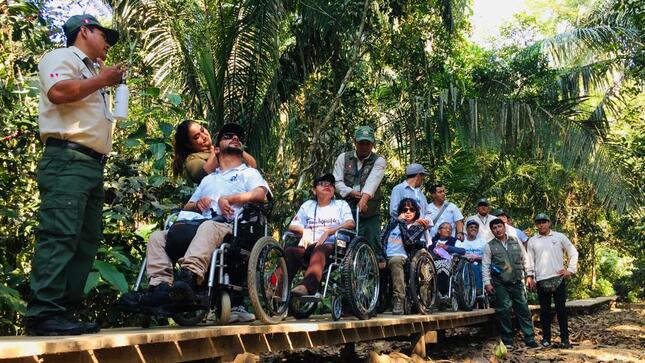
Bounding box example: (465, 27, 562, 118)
(354, 126, 375, 143)
(63, 14, 119, 46)
(534, 213, 550, 222)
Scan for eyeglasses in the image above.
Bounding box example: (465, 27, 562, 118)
(316, 181, 333, 187)
(401, 208, 416, 213)
(222, 132, 243, 142)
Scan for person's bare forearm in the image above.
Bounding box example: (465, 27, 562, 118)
(47, 77, 107, 104)
(224, 187, 266, 205)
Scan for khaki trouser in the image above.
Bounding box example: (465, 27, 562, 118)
(387, 256, 407, 307)
(146, 221, 232, 286)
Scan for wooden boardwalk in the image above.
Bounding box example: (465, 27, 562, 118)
(0, 296, 615, 363)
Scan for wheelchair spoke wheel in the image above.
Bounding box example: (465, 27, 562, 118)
(248, 236, 290, 324)
(454, 259, 477, 311)
(409, 249, 436, 315)
(289, 269, 318, 319)
(341, 237, 379, 320)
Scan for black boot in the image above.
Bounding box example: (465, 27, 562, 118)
(118, 283, 172, 313)
(25, 314, 89, 336)
(171, 268, 198, 303)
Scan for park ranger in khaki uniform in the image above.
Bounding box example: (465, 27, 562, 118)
(24, 14, 124, 336)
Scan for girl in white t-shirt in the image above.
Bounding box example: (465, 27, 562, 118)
(286, 174, 355, 296)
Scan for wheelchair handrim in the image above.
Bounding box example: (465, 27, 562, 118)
(351, 243, 379, 315)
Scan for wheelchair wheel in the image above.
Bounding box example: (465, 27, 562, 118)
(341, 237, 380, 320)
(375, 268, 392, 314)
(331, 297, 342, 321)
(454, 259, 477, 311)
(409, 249, 436, 315)
(248, 236, 290, 324)
(289, 269, 318, 319)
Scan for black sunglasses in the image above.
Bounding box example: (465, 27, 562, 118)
(401, 207, 416, 213)
(221, 132, 243, 142)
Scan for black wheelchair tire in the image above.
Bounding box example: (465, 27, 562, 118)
(409, 249, 437, 315)
(454, 259, 477, 311)
(171, 307, 209, 326)
(248, 236, 290, 324)
(288, 269, 318, 319)
(341, 237, 380, 320)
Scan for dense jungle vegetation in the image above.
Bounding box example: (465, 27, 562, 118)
(0, 0, 642, 335)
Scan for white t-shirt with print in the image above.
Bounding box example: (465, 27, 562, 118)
(459, 237, 486, 257)
(290, 199, 354, 246)
(177, 164, 269, 221)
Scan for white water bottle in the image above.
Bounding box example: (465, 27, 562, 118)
(113, 79, 129, 120)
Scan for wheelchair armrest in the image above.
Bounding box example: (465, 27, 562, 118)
(282, 231, 301, 248)
(335, 228, 356, 239)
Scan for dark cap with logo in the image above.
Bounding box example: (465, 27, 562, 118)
(534, 213, 550, 222)
(476, 198, 489, 206)
(354, 126, 375, 143)
(63, 14, 119, 46)
(491, 208, 508, 217)
(216, 123, 245, 143)
(466, 219, 479, 227)
(313, 173, 335, 188)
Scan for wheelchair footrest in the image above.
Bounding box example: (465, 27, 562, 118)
(294, 293, 323, 303)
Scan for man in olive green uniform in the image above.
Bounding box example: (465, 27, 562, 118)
(333, 126, 386, 255)
(482, 218, 539, 349)
(25, 15, 124, 336)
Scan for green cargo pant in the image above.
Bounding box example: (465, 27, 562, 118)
(25, 146, 104, 322)
(492, 279, 536, 345)
(358, 213, 382, 257)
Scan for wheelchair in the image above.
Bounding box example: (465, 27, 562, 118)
(124, 203, 290, 326)
(287, 213, 381, 321)
(434, 254, 477, 311)
(376, 248, 437, 315)
(469, 260, 491, 309)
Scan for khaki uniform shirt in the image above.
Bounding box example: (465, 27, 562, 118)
(38, 46, 114, 154)
(184, 152, 210, 184)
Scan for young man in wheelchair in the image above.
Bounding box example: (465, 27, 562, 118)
(120, 123, 269, 316)
(285, 173, 355, 297)
(379, 198, 429, 314)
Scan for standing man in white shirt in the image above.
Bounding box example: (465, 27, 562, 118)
(526, 213, 578, 349)
(333, 126, 386, 255)
(466, 198, 495, 242)
(428, 184, 464, 239)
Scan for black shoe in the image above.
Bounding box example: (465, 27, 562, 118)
(171, 268, 197, 303)
(121, 283, 173, 306)
(557, 342, 573, 349)
(25, 315, 89, 336)
(526, 340, 540, 349)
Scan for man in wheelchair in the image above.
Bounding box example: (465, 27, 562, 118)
(285, 173, 355, 297)
(120, 123, 269, 316)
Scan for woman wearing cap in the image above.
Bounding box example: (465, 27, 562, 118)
(286, 174, 355, 296)
(428, 222, 466, 296)
(380, 198, 427, 314)
(172, 120, 256, 184)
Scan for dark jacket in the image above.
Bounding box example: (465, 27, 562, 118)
(428, 235, 466, 257)
(380, 219, 426, 261)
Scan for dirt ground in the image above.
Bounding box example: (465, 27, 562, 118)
(258, 303, 645, 363)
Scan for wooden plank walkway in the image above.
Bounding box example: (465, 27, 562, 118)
(0, 296, 616, 363)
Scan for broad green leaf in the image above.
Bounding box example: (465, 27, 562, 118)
(84, 271, 100, 294)
(135, 223, 158, 240)
(166, 93, 181, 106)
(94, 260, 129, 293)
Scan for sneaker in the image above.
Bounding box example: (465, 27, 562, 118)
(540, 340, 551, 348)
(171, 268, 197, 303)
(230, 306, 255, 323)
(526, 341, 540, 349)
